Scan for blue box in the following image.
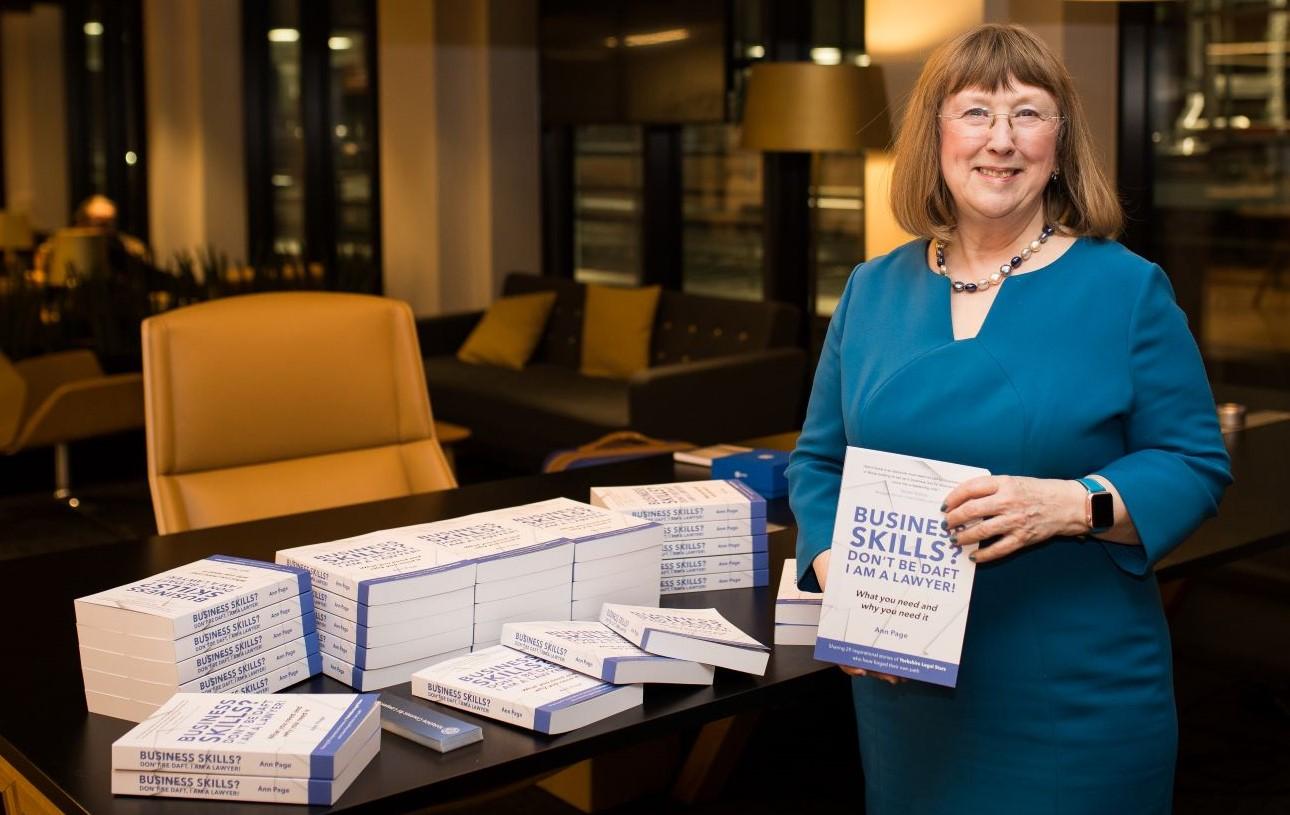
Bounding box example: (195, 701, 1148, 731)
(711, 449, 789, 499)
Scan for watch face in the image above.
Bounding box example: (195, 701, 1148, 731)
(1090, 491, 1114, 530)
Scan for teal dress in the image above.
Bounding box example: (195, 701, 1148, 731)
(786, 238, 1230, 814)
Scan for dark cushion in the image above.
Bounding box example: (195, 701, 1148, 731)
(502, 275, 585, 369)
(424, 357, 628, 428)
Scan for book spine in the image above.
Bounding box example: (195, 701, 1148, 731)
(173, 595, 314, 662)
(659, 569, 770, 595)
(659, 551, 769, 577)
(175, 576, 305, 638)
(616, 503, 759, 524)
(111, 770, 333, 805)
(412, 678, 536, 730)
(502, 630, 606, 681)
(114, 746, 310, 778)
(275, 555, 360, 601)
(660, 518, 767, 542)
(181, 634, 318, 693)
(661, 535, 767, 559)
(599, 606, 647, 648)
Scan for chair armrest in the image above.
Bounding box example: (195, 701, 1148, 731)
(627, 347, 806, 443)
(416, 311, 485, 357)
(13, 350, 105, 418)
(10, 373, 144, 451)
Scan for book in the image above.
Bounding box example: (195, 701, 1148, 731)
(316, 626, 472, 671)
(111, 693, 379, 778)
(313, 605, 473, 649)
(410, 645, 643, 734)
(590, 480, 766, 524)
(571, 545, 661, 582)
(111, 731, 378, 805)
(483, 497, 662, 562)
(661, 535, 768, 560)
(475, 583, 573, 623)
(408, 515, 574, 583)
(659, 551, 769, 577)
(775, 559, 823, 626)
(75, 593, 315, 663)
(276, 532, 476, 606)
(321, 647, 470, 692)
(501, 621, 714, 685)
(80, 612, 316, 685)
(571, 568, 659, 602)
(599, 604, 769, 675)
(659, 570, 769, 595)
(378, 687, 483, 753)
(474, 563, 572, 604)
(773, 624, 816, 646)
(672, 444, 752, 467)
(75, 556, 311, 640)
(814, 447, 988, 688)
(313, 585, 474, 627)
(660, 517, 767, 542)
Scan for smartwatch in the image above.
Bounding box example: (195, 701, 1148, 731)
(1077, 477, 1114, 535)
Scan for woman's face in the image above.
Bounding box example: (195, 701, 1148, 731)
(938, 81, 1060, 228)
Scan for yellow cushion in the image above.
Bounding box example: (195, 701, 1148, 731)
(457, 292, 558, 370)
(580, 284, 661, 379)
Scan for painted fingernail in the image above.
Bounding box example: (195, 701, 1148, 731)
(939, 502, 947, 512)
(968, 553, 977, 562)
(949, 534, 958, 545)
(940, 520, 949, 532)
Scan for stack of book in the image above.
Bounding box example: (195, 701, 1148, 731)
(413, 513, 574, 650)
(75, 556, 320, 723)
(590, 480, 769, 595)
(276, 530, 477, 691)
(410, 644, 644, 734)
(485, 498, 663, 621)
(599, 603, 770, 675)
(111, 693, 379, 805)
(773, 559, 823, 645)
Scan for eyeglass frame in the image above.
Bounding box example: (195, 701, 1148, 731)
(937, 108, 1066, 134)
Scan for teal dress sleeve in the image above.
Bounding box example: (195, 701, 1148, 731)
(786, 264, 861, 592)
(1096, 265, 1232, 575)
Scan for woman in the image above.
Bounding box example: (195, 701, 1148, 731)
(786, 24, 1230, 814)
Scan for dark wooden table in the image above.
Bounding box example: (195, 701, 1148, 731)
(0, 457, 824, 815)
(2, 416, 1286, 814)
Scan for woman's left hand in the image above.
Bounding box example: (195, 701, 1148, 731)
(941, 476, 1087, 564)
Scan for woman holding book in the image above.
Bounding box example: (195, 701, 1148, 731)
(786, 24, 1230, 815)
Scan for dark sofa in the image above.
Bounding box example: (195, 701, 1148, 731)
(417, 273, 806, 473)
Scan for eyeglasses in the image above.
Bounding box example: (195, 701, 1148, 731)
(938, 108, 1065, 136)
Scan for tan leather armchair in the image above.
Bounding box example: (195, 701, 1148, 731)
(142, 292, 456, 534)
(0, 350, 144, 500)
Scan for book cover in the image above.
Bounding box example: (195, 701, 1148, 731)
(112, 693, 379, 778)
(661, 535, 768, 560)
(378, 687, 483, 753)
(276, 532, 476, 606)
(313, 585, 474, 628)
(111, 730, 378, 805)
(75, 556, 311, 640)
(589, 480, 766, 524)
(483, 497, 662, 562)
(658, 570, 769, 595)
(75, 593, 315, 664)
(814, 447, 988, 687)
(774, 558, 823, 626)
(659, 517, 767, 542)
(501, 621, 714, 685)
(410, 645, 643, 734)
(407, 515, 574, 583)
(599, 604, 769, 675)
(659, 551, 769, 577)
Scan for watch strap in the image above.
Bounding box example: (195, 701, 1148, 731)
(1076, 477, 1112, 534)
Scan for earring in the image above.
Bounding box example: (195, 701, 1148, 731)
(1050, 171, 1060, 183)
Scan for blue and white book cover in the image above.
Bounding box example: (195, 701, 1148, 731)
(410, 645, 643, 734)
(112, 693, 379, 778)
(501, 620, 714, 685)
(111, 730, 378, 805)
(378, 687, 483, 753)
(276, 532, 476, 606)
(483, 497, 662, 561)
(589, 480, 766, 524)
(814, 447, 989, 688)
(661, 534, 768, 560)
(599, 604, 768, 675)
(75, 556, 311, 640)
(659, 551, 769, 577)
(658, 570, 769, 595)
(407, 514, 574, 582)
(775, 559, 823, 626)
(659, 517, 767, 542)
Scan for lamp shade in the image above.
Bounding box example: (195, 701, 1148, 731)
(48, 228, 109, 285)
(0, 211, 34, 251)
(741, 62, 892, 152)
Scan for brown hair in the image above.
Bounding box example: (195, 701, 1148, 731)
(889, 23, 1122, 241)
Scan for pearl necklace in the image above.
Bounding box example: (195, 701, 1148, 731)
(934, 224, 1055, 293)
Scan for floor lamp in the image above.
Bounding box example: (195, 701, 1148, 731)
(740, 62, 891, 317)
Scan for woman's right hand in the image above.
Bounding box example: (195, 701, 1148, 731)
(811, 551, 905, 686)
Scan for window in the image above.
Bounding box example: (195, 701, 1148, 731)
(573, 126, 643, 286)
(682, 124, 763, 301)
